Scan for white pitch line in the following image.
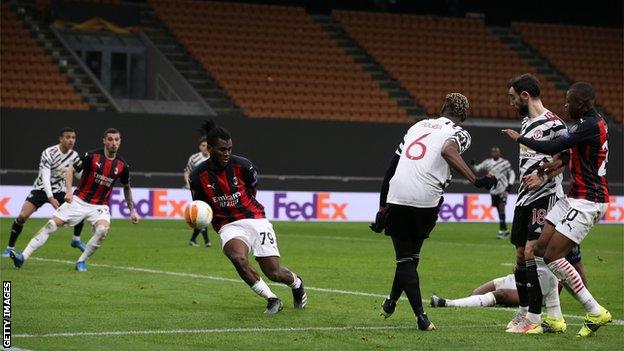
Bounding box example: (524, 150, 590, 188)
(25, 257, 624, 326)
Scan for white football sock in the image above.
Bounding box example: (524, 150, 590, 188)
(289, 273, 301, 289)
(447, 292, 496, 307)
(251, 279, 277, 299)
(536, 256, 562, 319)
(548, 258, 600, 315)
(78, 226, 107, 262)
(22, 220, 58, 259)
(72, 235, 81, 242)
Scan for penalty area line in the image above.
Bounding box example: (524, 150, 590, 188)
(27, 257, 624, 326)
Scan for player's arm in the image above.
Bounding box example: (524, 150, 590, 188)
(242, 160, 259, 197)
(523, 152, 568, 189)
(472, 160, 486, 173)
(121, 165, 139, 224)
(38, 150, 61, 208)
(183, 170, 191, 189)
(502, 124, 594, 155)
(63, 165, 74, 204)
(507, 167, 516, 192)
(441, 139, 496, 189)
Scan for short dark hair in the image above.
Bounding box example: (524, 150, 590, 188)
(508, 73, 541, 97)
(59, 127, 75, 136)
(201, 119, 231, 146)
(103, 128, 120, 138)
(569, 82, 595, 102)
(198, 136, 208, 145)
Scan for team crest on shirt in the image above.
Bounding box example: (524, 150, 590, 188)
(532, 130, 543, 139)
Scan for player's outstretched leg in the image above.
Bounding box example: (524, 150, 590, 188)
(75, 221, 109, 272)
(11, 219, 61, 268)
(257, 256, 307, 310)
(70, 220, 87, 252)
(381, 263, 402, 319)
(3, 201, 38, 257)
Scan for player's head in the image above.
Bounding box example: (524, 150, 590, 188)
(490, 147, 500, 160)
(441, 93, 469, 122)
(102, 128, 121, 155)
(198, 136, 209, 156)
(58, 127, 76, 151)
(565, 82, 595, 120)
(508, 73, 541, 117)
(201, 119, 232, 166)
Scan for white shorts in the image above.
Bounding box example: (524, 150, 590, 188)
(546, 197, 608, 244)
(493, 274, 516, 290)
(218, 218, 280, 258)
(53, 197, 111, 226)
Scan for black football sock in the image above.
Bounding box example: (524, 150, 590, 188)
(397, 258, 424, 316)
(8, 219, 25, 247)
(388, 263, 403, 301)
(73, 220, 85, 238)
(514, 263, 528, 308)
(190, 229, 200, 242)
(201, 228, 209, 244)
(526, 259, 543, 315)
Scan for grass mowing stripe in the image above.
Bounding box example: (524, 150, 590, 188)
(28, 257, 624, 326)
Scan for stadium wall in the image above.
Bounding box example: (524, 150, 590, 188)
(1, 109, 622, 194)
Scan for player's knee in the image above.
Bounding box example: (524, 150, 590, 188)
(94, 225, 108, 244)
(16, 214, 28, 224)
(533, 242, 545, 257)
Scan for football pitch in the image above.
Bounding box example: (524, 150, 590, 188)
(1, 219, 622, 350)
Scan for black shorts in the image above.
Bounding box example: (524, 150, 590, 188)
(491, 193, 507, 207)
(384, 203, 440, 240)
(565, 245, 582, 264)
(511, 194, 557, 247)
(25, 190, 65, 209)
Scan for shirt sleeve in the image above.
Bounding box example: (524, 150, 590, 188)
(449, 128, 472, 154)
(184, 155, 193, 173)
(39, 150, 54, 198)
(242, 161, 259, 189)
(473, 160, 486, 173)
(120, 163, 130, 185)
(74, 152, 90, 173)
(518, 119, 597, 155)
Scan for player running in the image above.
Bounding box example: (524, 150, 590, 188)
(2, 127, 86, 257)
(369, 93, 497, 331)
(430, 246, 585, 308)
(10, 128, 139, 271)
(188, 120, 307, 315)
(502, 82, 612, 336)
(471, 146, 516, 239)
(184, 136, 211, 247)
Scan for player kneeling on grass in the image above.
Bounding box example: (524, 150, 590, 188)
(10, 128, 139, 272)
(188, 120, 306, 315)
(430, 246, 585, 309)
(370, 93, 497, 331)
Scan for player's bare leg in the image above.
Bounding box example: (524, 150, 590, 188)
(75, 219, 110, 272)
(431, 288, 518, 308)
(10, 215, 66, 268)
(257, 256, 307, 309)
(223, 239, 281, 314)
(3, 201, 38, 257)
(543, 231, 611, 336)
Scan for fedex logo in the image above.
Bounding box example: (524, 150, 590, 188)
(109, 189, 188, 218)
(439, 195, 495, 221)
(273, 193, 347, 220)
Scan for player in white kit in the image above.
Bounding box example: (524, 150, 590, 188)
(370, 93, 497, 331)
(183, 136, 211, 247)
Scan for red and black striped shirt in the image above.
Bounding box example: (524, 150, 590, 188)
(518, 109, 609, 203)
(73, 149, 130, 205)
(189, 155, 265, 231)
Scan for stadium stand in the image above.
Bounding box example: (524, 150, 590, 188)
(513, 22, 623, 123)
(148, 0, 411, 123)
(1, 3, 89, 111)
(333, 10, 567, 120)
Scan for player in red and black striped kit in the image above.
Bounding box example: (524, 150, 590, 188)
(188, 120, 307, 314)
(502, 82, 612, 336)
(10, 128, 139, 272)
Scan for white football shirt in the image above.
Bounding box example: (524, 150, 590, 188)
(387, 117, 472, 208)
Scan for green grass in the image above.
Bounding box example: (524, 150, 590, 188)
(1, 219, 622, 350)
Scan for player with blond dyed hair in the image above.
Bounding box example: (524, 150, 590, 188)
(370, 93, 497, 331)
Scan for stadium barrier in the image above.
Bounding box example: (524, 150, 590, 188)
(1, 185, 622, 224)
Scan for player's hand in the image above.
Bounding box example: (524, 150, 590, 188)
(474, 175, 497, 190)
(64, 193, 73, 203)
(540, 160, 563, 178)
(369, 210, 386, 233)
(523, 174, 546, 190)
(130, 209, 139, 224)
(501, 129, 520, 141)
(48, 197, 60, 209)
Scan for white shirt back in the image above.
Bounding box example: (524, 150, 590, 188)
(387, 117, 471, 208)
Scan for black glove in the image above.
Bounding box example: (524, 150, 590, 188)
(370, 211, 385, 233)
(474, 175, 497, 190)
